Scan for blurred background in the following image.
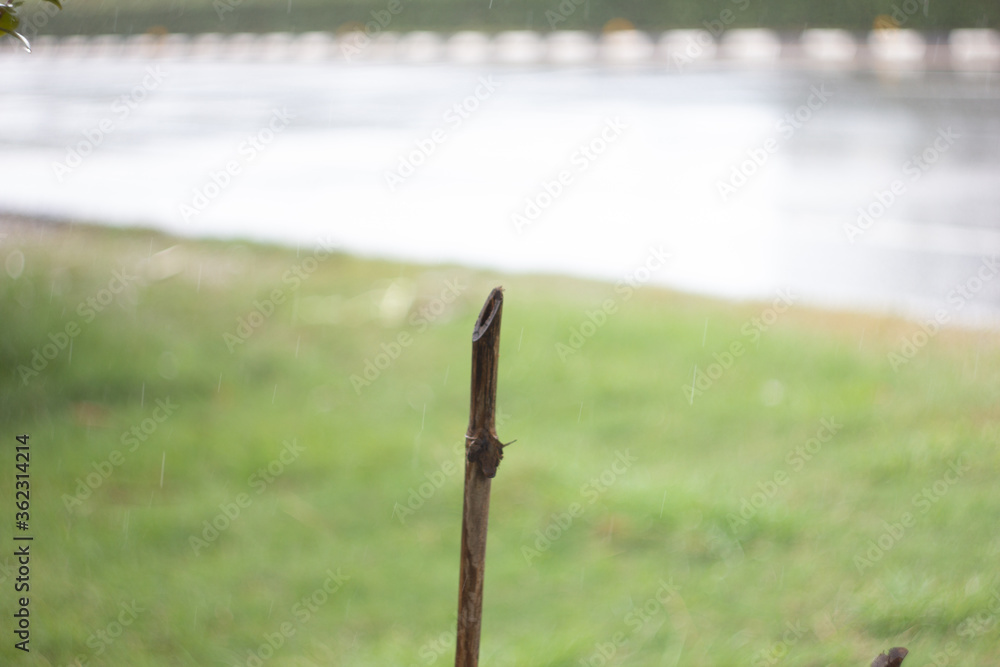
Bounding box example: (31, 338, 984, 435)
(3, 0, 1000, 319)
(1, 1, 1000, 666)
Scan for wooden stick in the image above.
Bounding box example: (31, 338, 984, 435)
(455, 287, 507, 667)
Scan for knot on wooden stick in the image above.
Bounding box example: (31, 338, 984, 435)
(465, 431, 513, 479)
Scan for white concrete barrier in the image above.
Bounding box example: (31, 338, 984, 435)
(493, 30, 544, 64)
(335, 30, 398, 61)
(0, 36, 28, 55)
(446, 31, 491, 63)
(368, 31, 400, 60)
(54, 34, 90, 58)
(657, 30, 717, 67)
(159, 33, 191, 59)
(721, 29, 781, 64)
(949, 29, 1000, 71)
(868, 29, 925, 68)
(25, 34, 58, 56)
(189, 33, 228, 59)
(120, 33, 157, 58)
(11, 29, 997, 70)
(801, 29, 857, 65)
(334, 31, 364, 61)
(226, 33, 259, 60)
(260, 32, 296, 60)
(89, 34, 124, 58)
(600, 29, 654, 64)
(295, 31, 335, 61)
(397, 31, 444, 62)
(546, 30, 597, 64)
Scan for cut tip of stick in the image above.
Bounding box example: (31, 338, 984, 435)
(472, 287, 503, 342)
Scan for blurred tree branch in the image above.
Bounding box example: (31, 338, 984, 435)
(1, 0, 62, 52)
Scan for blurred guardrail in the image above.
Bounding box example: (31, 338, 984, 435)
(2, 28, 999, 70)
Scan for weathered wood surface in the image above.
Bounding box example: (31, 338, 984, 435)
(455, 287, 507, 667)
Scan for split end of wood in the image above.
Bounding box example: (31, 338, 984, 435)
(472, 286, 503, 342)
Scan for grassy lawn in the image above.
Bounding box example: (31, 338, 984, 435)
(1, 219, 998, 666)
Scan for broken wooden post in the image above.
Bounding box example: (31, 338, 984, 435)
(455, 287, 509, 667)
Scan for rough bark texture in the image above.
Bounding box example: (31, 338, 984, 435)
(455, 287, 505, 667)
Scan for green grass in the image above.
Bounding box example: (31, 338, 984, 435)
(1, 220, 999, 666)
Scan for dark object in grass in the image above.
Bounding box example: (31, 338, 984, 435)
(871, 647, 909, 667)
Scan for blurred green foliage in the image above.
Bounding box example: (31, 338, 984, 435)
(0, 0, 60, 49)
